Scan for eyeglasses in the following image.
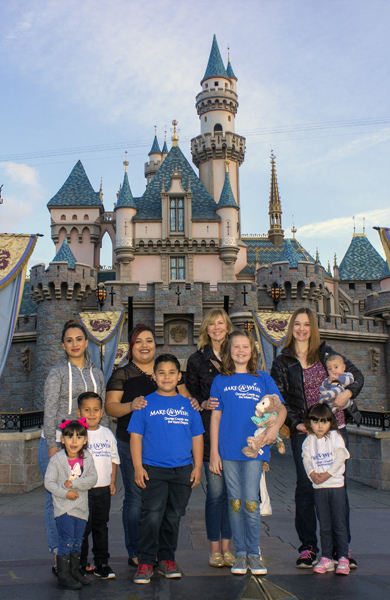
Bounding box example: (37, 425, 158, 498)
(310, 417, 330, 424)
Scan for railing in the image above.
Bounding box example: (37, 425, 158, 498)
(356, 410, 390, 432)
(0, 410, 44, 432)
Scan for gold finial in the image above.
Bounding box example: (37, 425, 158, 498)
(315, 247, 319, 262)
(353, 215, 356, 236)
(171, 120, 179, 147)
(227, 45, 230, 61)
(224, 148, 230, 172)
(270, 149, 276, 164)
(334, 252, 337, 268)
(363, 216, 366, 235)
(154, 125, 157, 136)
(123, 150, 129, 173)
(164, 127, 167, 142)
(99, 178, 103, 200)
(291, 215, 297, 239)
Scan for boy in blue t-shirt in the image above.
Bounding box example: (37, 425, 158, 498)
(129, 353, 204, 585)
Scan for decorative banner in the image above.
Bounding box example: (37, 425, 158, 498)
(77, 311, 125, 383)
(114, 342, 130, 368)
(0, 234, 39, 379)
(253, 311, 293, 373)
(377, 227, 390, 270)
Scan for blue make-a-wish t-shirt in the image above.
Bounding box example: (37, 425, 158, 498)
(210, 371, 284, 462)
(128, 392, 204, 468)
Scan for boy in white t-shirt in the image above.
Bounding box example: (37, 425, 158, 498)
(76, 392, 120, 580)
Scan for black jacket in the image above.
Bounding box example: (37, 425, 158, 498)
(270, 342, 364, 432)
(185, 345, 221, 462)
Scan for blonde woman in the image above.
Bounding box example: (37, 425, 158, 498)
(186, 309, 235, 568)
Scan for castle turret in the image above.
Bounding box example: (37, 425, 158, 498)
(161, 130, 169, 161)
(216, 158, 240, 280)
(191, 35, 245, 205)
(145, 128, 162, 186)
(268, 152, 284, 246)
(114, 156, 137, 280)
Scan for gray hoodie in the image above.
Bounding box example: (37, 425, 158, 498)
(43, 358, 106, 450)
(44, 449, 98, 520)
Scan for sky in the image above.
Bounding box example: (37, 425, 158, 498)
(1, 0, 390, 272)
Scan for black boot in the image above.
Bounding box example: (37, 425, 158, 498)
(70, 552, 91, 586)
(57, 555, 82, 589)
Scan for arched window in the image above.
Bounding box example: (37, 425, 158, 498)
(72, 214, 77, 221)
(83, 214, 89, 221)
(214, 123, 223, 135)
(60, 214, 66, 221)
(170, 198, 184, 233)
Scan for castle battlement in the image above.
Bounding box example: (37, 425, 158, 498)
(30, 262, 96, 303)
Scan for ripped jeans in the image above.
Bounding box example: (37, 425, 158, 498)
(222, 459, 263, 556)
(56, 513, 87, 556)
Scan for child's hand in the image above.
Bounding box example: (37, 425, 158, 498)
(190, 467, 202, 488)
(316, 472, 332, 484)
(64, 479, 73, 489)
(132, 396, 147, 411)
(134, 466, 149, 489)
(66, 490, 79, 500)
(309, 471, 322, 485)
(209, 454, 223, 476)
(202, 397, 219, 411)
(110, 481, 117, 495)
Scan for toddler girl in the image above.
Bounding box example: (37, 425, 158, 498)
(209, 329, 286, 576)
(302, 403, 350, 575)
(45, 419, 97, 589)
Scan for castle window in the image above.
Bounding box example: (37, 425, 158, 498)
(214, 123, 223, 135)
(170, 198, 184, 232)
(72, 214, 77, 221)
(349, 283, 355, 291)
(228, 116, 231, 122)
(83, 214, 89, 221)
(60, 214, 66, 221)
(225, 82, 228, 88)
(366, 282, 372, 290)
(214, 81, 219, 87)
(204, 117, 207, 122)
(205, 83, 208, 89)
(170, 256, 185, 281)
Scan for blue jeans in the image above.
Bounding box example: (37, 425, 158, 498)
(222, 459, 263, 556)
(314, 487, 348, 559)
(56, 513, 86, 556)
(203, 462, 231, 542)
(38, 436, 59, 554)
(117, 437, 142, 558)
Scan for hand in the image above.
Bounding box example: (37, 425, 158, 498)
(110, 481, 117, 495)
(202, 397, 219, 411)
(332, 389, 352, 409)
(48, 446, 60, 459)
(296, 423, 308, 433)
(189, 397, 201, 412)
(190, 467, 202, 488)
(309, 471, 322, 485)
(258, 424, 278, 447)
(64, 479, 73, 489)
(66, 490, 79, 500)
(209, 454, 223, 476)
(134, 466, 149, 489)
(132, 396, 148, 411)
(316, 472, 332, 484)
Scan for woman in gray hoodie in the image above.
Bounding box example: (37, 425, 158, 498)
(38, 320, 105, 573)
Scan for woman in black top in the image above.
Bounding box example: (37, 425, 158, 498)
(106, 324, 157, 566)
(186, 308, 235, 568)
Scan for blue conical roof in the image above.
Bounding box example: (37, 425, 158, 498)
(162, 139, 169, 154)
(217, 170, 238, 209)
(226, 59, 237, 80)
(51, 238, 76, 269)
(148, 135, 161, 156)
(276, 238, 298, 268)
(47, 160, 101, 207)
(339, 234, 386, 280)
(202, 35, 228, 82)
(116, 171, 137, 209)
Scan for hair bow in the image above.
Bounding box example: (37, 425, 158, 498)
(59, 419, 72, 429)
(59, 418, 89, 429)
(78, 418, 89, 429)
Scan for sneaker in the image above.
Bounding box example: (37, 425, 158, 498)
(348, 553, 357, 569)
(313, 557, 335, 574)
(223, 552, 236, 567)
(209, 552, 224, 567)
(231, 555, 248, 575)
(247, 554, 267, 576)
(336, 557, 350, 575)
(133, 563, 153, 584)
(296, 548, 318, 568)
(94, 564, 116, 579)
(158, 560, 182, 579)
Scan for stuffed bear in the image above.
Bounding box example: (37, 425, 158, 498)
(242, 394, 288, 458)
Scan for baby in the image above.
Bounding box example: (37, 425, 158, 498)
(319, 354, 354, 414)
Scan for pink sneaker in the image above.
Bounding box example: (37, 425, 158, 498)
(336, 557, 350, 575)
(313, 557, 335, 573)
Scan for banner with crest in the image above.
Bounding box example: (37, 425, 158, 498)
(0, 234, 39, 379)
(377, 227, 390, 270)
(253, 311, 292, 373)
(77, 311, 125, 383)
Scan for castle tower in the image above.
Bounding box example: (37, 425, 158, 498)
(161, 130, 169, 162)
(191, 35, 245, 205)
(114, 156, 138, 280)
(216, 157, 240, 280)
(47, 160, 103, 268)
(145, 128, 162, 186)
(268, 151, 284, 246)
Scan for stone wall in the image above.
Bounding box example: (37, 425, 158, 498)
(0, 429, 42, 493)
(347, 425, 390, 490)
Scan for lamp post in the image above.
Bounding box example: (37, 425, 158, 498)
(95, 283, 107, 311)
(270, 283, 282, 312)
(244, 321, 254, 332)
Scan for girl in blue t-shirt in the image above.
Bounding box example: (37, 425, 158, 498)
(209, 329, 286, 576)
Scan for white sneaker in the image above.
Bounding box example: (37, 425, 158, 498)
(231, 555, 248, 575)
(247, 554, 267, 575)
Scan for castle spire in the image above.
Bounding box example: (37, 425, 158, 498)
(226, 45, 237, 80)
(202, 34, 228, 83)
(171, 120, 179, 147)
(268, 151, 284, 246)
(148, 128, 161, 155)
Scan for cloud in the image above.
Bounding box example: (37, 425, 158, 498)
(305, 128, 390, 166)
(0, 162, 44, 230)
(1, 161, 40, 187)
(298, 208, 390, 239)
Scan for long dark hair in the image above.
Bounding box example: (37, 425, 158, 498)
(304, 403, 338, 436)
(283, 308, 320, 366)
(60, 419, 88, 458)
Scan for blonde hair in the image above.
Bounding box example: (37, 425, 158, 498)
(221, 329, 259, 376)
(197, 308, 233, 350)
(283, 307, 320, 366)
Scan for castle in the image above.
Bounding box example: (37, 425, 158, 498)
(1, 35, 390, 421)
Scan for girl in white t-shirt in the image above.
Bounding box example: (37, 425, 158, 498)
(302, 403, 350, 576)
